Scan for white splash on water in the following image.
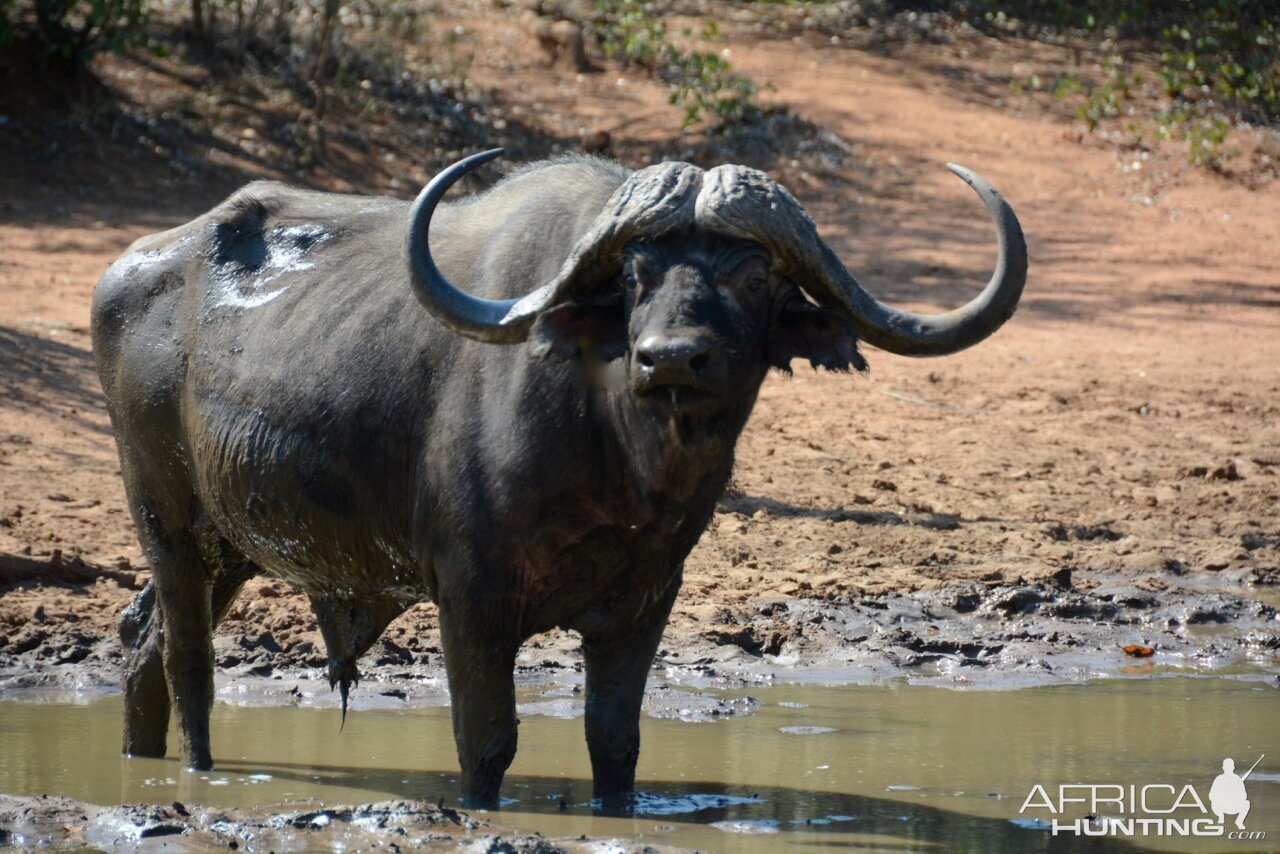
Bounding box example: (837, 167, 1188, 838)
(624, 791, 764, 816)
(711, 819, 779, 835)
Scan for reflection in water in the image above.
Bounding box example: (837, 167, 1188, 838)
(0, 678, 1276, 852)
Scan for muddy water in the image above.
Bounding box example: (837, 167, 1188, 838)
(0, 678, 1276, 852)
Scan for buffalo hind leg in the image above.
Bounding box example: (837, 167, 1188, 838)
(147, 530, 214, 769)
(582, 582, 679, 805)
(119, 583, 169, 757)
(136, 505, 266, 770)
(440, 609, 519, 808)
(120, 565, 256, 759)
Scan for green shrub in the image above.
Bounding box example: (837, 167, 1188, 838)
(593, 0, 760, 130)
(948, 0, 1275, 169)
(948, 0, 1278, 125)
(595, 0, 666, 69)
(1053, 61, 1142, 132)
(1156, 3, 1278, 124)
(0, 0, 148, 66)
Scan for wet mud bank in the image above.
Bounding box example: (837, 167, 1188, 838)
(1, 562, 1276, 706)
(696, 565, 1280, 689)
(0, 794, 659, 853)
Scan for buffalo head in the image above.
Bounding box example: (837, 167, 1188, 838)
(404, 149, 1026, 413)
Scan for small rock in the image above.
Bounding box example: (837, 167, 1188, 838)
(1203, 546, 1246, 571)
(139, 823, 185, 839)
(251, 631, 282, 653)
(1094, 584, 1158, 609)
(1049, 567, 1072, 590)
(1122, 551, 1170, 573)
(1207, 461, 1241, 481)
(988, 586, 1043, 615)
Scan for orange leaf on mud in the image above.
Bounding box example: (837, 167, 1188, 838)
(1123, 644, 1155, 658)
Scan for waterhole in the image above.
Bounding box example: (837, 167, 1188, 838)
(0, 677, 1275, 852)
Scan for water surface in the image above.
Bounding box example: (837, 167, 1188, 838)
(0, 677, 1276, 851)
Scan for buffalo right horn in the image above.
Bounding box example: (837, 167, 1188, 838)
(405, 152, 701, 344)
(404, 148, 542, 344)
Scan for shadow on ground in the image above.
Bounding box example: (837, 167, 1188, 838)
(719, 492, 973, 532)
(0, 326, 110, 439)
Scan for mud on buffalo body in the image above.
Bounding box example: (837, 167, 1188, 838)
(91, 149, 1026, 806)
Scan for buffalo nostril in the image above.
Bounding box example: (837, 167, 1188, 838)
(635, 335, 714, 389)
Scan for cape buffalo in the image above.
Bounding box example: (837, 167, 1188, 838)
(93, 149, 1026, 806)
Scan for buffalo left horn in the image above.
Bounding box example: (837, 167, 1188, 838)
(693, 162, 1028, 357)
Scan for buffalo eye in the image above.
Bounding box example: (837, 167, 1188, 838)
(723, 255, 770, 295)
(625, 255, 659, 294)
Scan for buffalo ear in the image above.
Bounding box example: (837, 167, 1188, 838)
(529, 296, 627, 363)
(767, 299, 866, 373)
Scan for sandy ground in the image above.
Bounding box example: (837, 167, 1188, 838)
(1, 6, 1278, 703)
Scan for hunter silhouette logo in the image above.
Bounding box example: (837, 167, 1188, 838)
(1211, 755, 1263, 830)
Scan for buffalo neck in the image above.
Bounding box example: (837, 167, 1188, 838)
(599, 378, 761, 518)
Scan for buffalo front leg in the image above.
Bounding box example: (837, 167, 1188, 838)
(582, 583, 679, 804)
(440, 609, 519, 808)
